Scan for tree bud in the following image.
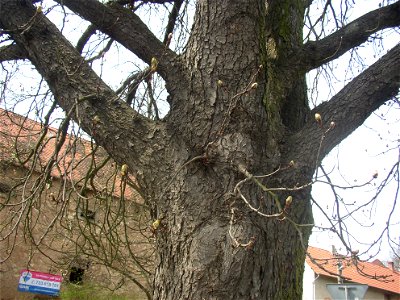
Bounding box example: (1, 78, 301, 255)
(315, 113, 322, 126)
(166, 33, 173, 47)
(121, 164, 128, 176)
(152, 219, 161, 230)
(250, 82, 258, 89)
(92, 115, 100, 125)
(285, 196, 293, 207)
(151, 57, 158, 71)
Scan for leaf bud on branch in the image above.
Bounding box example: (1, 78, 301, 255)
(120, 164, 128, 177)
(150, 57, 158, 72)
(314, 113, 322, 127)
(285, 196, 293, 207)
(166, 33, 173, 47)
(152, 219, 161, 231)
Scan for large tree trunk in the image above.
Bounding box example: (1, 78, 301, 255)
(1, 0, 399, 299)
(151, 166, 313, 299)
(152, 172, 313, 299)
(146, 1, 313, 299)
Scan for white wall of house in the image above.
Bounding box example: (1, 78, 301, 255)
(303, 263, 317, 300)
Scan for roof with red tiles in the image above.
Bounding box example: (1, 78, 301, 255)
(306, 246, 400, 295)
(0, 107, 138, 199)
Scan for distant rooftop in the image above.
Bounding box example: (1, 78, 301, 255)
(307, 246, 400, 295)
(0, 107, 139, 200)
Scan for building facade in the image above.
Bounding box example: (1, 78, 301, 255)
(0, 108, 152, 300)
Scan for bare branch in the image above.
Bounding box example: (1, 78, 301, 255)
(300, 1, 400, 71)
(86, 38, 114, 62)
(0, 0, 165, 174)
(285, 43, 400, 168)
(0, 43, 27, 61)
(53, 0, 185, 86)
(76, 24, 97, 54)
(162, 0, 184, 44)
(116, 67, 152, 105)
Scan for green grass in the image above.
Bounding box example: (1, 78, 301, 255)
(60, 283, 145, 300)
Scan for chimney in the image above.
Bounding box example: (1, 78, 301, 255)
(388, 261, 395, 272)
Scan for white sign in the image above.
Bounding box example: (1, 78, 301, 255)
(18, 270, 62, 296)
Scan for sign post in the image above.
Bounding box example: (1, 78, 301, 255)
(326, 283, 368, 300)
(18, 270, 62, 297)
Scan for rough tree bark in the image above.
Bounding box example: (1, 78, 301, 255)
(1, 0, 399, 299)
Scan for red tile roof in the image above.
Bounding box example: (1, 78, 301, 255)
(0, 107, 138, 199)
(306, 246, 400, 295)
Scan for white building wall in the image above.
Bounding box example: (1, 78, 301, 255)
(303, 263, 318, 300)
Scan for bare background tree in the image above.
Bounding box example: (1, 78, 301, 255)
(390, 237, 400, 271)
(0, 0, 399, 299)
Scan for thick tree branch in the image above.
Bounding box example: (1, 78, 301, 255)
(53, 0, 185, 87)
(0, 43, 27, 61)
(284, 43, 400, 170)
(0, 0, 166, 174)
(76, 24, 97, 54)
(299, 1, 400, 72)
